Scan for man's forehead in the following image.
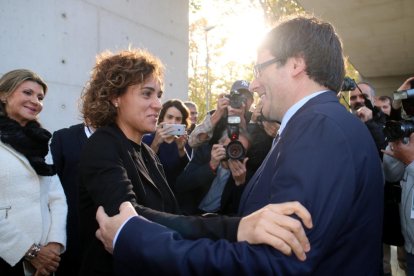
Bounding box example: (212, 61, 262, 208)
(257, 49, 274, 61)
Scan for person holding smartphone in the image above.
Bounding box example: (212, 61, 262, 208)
(142, 99, 192, 188)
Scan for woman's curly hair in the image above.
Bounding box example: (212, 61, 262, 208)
(81, 49, 164, 128)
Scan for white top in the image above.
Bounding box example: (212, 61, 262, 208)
(0, 140, 67, 267)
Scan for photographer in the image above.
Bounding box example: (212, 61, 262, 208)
(349, 81, 387, 157)
(188, 80, 253, 148)
(142, 99, 192, 188)
(175, 128, 253, 215)
(383, 76, 414, 276)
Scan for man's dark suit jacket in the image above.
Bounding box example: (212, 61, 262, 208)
(113, 92, 384, 275)
(50, 123, 87, 276)
(78, 124, 180, 275)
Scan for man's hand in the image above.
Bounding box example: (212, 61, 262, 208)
(393, 76, 414, 109)
(96, 202, 138, 254)
(210, 144, 226, 171)
(382, 133, 414, 165)
(210, 94, 230, 127)
(356, 106, 373, 122)
(237, 201, 313, 261)
(228, 158, 248, 185)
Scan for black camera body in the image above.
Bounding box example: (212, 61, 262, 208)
(225, 116, 246, 160)
(225, 90, 246, 109)
(341, 76, 357, 91)
(383, 82, 414, 141)
(384, 120, 414, 142)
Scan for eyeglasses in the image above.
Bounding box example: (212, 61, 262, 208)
(253, 57, 281, 78)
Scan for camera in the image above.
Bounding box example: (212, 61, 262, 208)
(383, 120, 414, 142)
(341, 76, 357, 91)
(225, 116, 246, 160)
(383, 82, 414, 141)
(225, 90, 246, 109)
(161, 124, 186, 136)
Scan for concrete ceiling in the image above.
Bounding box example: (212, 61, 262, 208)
(296, 0, 414, 95)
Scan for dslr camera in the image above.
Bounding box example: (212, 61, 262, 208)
(341, 76, 357, 91)
(225, 90, 246, 109)
(225, 116, 246, 160)
(384, 82, 414, 141)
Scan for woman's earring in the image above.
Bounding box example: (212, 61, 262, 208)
(114, 102, 119, 108)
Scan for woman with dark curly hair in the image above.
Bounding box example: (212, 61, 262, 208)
(78, 49, 180, 275)
(142, 99, 192, 188)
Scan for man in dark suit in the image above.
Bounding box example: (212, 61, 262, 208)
(50, 123, 91, 276)
(96, 15, 384, 275)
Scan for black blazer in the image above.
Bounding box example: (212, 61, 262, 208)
(50, 123, 87, 276)
(78, 124, 179, 275)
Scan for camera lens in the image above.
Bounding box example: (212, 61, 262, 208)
(384, 120, 414, 141)
(226, 140, 245, 160)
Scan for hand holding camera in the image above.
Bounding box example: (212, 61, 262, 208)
(154, 123, 185, 145)
(210, 144, 226, 171)
(228, 158, 249, 186)
(383, 76, 414, 142)
(383, 133, 414, 165)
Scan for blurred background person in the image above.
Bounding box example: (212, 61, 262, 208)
(349, 81, 387, 157)
(375, 95, 393, 117)
(0, 69, 67, 275)
(383, 76, 414, 276)
(183, 100, 198, 134)
(188, 80, 254, 148)
(374, 93, 405, 276)
(142, 99, 191, 188)
(175, 129, 252, 215)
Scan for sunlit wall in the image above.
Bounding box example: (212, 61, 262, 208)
(0, 0, 189, 132)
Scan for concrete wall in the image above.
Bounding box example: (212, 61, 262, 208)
(0, 0, 189, 132)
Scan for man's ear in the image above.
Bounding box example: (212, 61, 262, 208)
(291, 54, 306, 77)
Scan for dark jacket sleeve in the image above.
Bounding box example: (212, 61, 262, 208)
(135, 204, 240, 241)
(79, 129, 138, 216)
(365, 118, 387, 158)
(114, 216, 280, 276)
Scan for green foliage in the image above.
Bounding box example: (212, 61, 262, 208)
(255, 0, 304, 25)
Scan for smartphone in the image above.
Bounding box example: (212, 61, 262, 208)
(162, 124, 186, 136)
